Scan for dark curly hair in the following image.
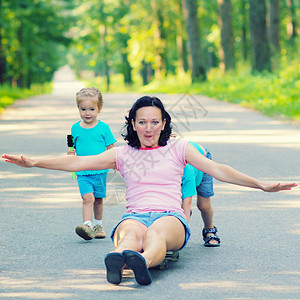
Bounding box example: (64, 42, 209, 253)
(121, 96, 173, 149)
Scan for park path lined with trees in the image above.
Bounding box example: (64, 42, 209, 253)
(0, 1, 299, 295)
(1, 0, 298, 124)
(0, 66, 299, 299)
(0, 0, 298, 88)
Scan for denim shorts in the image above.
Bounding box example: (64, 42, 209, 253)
(77, 173, 107, 198)
(110, 211, 191, 250)
(196, 148, 214, 198)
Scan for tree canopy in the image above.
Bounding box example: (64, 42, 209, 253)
(0, 0, 298, 88)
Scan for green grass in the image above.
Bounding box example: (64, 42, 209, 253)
(199, 64, 299, 122)
(0, 83, 53, 114)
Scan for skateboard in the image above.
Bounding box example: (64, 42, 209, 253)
(155, 251, 179, 270)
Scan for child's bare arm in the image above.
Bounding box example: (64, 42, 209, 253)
(182, 196, 192, 222)
(107, 143, 115, 150)
(67, 148, 76, 155)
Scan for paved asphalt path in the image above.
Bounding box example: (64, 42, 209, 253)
(0, 66, 299, 299)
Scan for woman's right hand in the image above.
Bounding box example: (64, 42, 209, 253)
(2, 154, 36, 168)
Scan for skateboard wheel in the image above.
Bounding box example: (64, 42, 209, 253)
(158, 259, 168, 270)
(171, 251, 179, 261)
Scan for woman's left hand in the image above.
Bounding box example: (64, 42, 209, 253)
(260, 181, 297, 192)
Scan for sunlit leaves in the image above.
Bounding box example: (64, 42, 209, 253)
(1, 0, 73, 87)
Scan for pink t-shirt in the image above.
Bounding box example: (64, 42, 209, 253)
(115, 139, 188, 218)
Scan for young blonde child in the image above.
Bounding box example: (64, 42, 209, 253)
(67, 87, 116, 240)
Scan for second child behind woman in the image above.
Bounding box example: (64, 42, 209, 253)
(67, 87, 116, 240)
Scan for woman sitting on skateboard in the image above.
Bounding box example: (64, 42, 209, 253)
(2, 96, 297, 286)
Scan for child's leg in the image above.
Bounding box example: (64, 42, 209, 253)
(197, 195, 220, 246)
(75, 192, 95, 240)
(196, 196, 214, 229)
(196, 147, 220, 246)
(76, 175, 95, 226)
(93, 172, 107, 224)
(94, 197, 103, 221)
(93, 197, 106, 238)
(82, 192, 96, 222)
(92, 173, 107, 238)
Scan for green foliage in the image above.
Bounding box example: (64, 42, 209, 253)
(135, 60, 300, 122)
(0, 0, 73, 88)
(2, 1, 299, 123)
(0, 83, 52, 113)
(84, 74, 142, 93)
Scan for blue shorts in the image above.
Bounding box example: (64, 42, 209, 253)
(76, 173, 107, 198)
(110, 211, 191, 250)
(196, 149, 214, 198)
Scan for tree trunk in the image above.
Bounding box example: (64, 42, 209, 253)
(182, 0, 206, 82)
(151, 0, 168, 77)
(240, 0, 248, 60)
(141, 60, 149, 85)
(16, 21, 24, 88)
(141, 60, 154, 85)
(269, 0, 280, 54)
(176, 0, 189, 73)
(206, 48, 218, 70)
(104, 60, 110, 91)
(0, 0, 5, 84)
(99, 24, 110, 91)
(286, 0, 298, 43)
(218, 0, 236, 71)
(0, 40, 5, 84)
(121, 52, 132, 85)
(249, 0, 271, 72)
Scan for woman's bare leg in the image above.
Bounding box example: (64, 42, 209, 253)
(141, 216, 186, 268)
(106, 217, 185, 285)
(113, 219, 147, 253)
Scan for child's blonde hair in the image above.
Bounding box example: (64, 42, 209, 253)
(76, 87, 103, 108)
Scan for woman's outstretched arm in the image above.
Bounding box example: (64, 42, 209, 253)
(2, 147, 116, 172)
(185, 143, 297, 192)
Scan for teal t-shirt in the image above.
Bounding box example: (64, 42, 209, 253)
(181, 141, 205, 199)
(71, 120, 117, 175)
